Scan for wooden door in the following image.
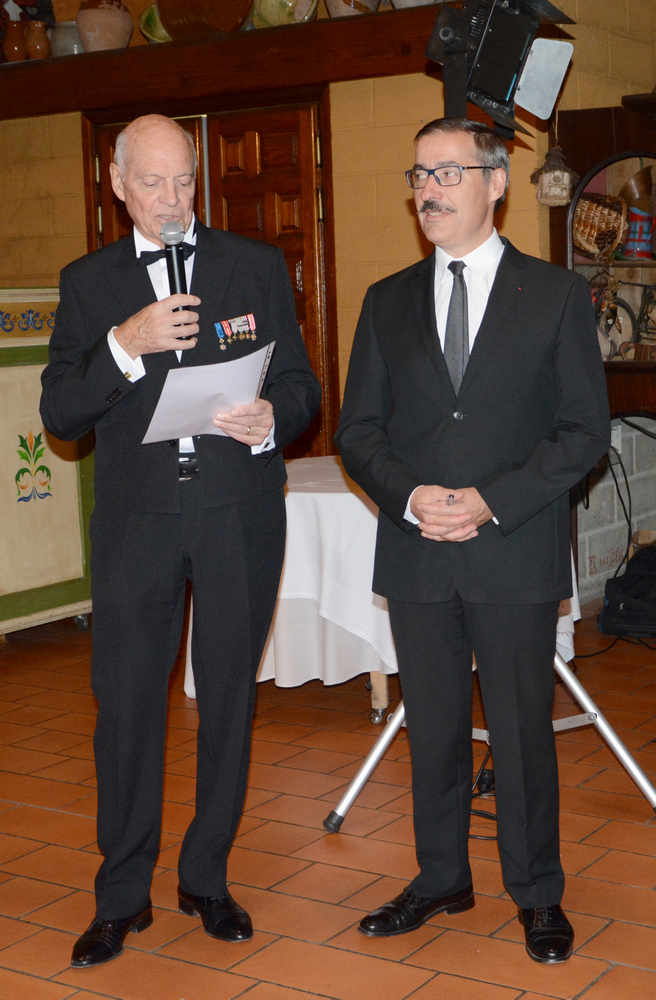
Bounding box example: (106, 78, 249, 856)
(206, 105, 337, 458)
(86, 116, 207, 249)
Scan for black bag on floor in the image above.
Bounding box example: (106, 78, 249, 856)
(598, 545, 656, 637)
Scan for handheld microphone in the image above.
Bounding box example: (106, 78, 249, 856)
(160, 220, 193, 339)
(160, 220, 187, 306)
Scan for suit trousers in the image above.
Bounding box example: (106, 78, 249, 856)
(89, 477, 286, 919)
(387, 595, 564, 910)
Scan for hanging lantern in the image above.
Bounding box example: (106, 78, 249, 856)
(530, 146, 579, 206)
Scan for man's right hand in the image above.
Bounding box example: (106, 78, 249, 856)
(113, 294, 200, 359)
(411, 485, 479, 542)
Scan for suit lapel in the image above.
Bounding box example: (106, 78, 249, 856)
(184, 222, 238, 366)
(458, 238, 528, 396)
(410, 252, 455, 395)
(107, 233, 157, 318)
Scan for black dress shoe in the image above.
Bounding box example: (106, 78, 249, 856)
(518, 905, 574, 964)
(178, 885, 253, 942)
(358, 884, 474, 937)
(71, 903, 153, 968)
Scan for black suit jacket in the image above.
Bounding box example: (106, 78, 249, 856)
(41, 222, 321, 513)
(335, 239, 610, 605)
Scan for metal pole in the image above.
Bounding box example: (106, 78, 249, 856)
(325, 653, 656, 832)
(323, 703, 406, 832)
(554, 652, 656, 810)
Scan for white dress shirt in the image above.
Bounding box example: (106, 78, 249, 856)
(107, 218, 274, 454)
(405, 229, 505, 523)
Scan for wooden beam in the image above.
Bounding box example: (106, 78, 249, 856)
(622, 93, 656, 118)
(0, 7, 439, 121)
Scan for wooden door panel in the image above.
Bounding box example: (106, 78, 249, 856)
(207, 105, 334, 457)
(259, 131, 298, 171)
(222, 196, 265, 238)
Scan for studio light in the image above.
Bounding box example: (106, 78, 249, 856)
(426, 0, 575, 138)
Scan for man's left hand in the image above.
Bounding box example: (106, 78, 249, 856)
(416, 487, 493, 541)
(213, 399, 274, 446)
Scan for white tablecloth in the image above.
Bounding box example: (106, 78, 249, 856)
(184, 456, 580, 696)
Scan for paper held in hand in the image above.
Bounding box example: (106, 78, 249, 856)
(141, 342, 275, 445)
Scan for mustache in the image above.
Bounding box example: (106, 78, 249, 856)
(419, 199, 455, 215)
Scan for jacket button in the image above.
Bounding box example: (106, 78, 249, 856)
(168, 440, 177, 447)
(452, 411, 463, 420)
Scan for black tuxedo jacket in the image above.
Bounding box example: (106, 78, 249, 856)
(41, 222, 321, 513)
(335, 239, 610, 605)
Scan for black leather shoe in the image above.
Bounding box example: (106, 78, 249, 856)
(71, 903, 153, 968)
(358, 884, 474, 937)
(518, 905, 574, 964)
(178, 885, 253, 942)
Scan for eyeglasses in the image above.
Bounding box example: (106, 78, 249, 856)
(405, 165, 488, 189)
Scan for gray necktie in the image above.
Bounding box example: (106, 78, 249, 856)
(444, 260, 469, 394)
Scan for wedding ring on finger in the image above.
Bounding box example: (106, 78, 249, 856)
(246, 426, 251, 435)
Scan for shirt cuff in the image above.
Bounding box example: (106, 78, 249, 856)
(108, 328, 146, 382)
(251, 421, 276, 455)
(404, 486, 422, 524)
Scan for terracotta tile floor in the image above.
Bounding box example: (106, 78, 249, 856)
(2, 605, 656, 999)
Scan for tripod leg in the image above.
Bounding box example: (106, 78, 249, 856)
(323, 702, 406, 832)
(554, 652, 656, 810)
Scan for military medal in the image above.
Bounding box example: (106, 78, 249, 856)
(214, 313, 257, 349)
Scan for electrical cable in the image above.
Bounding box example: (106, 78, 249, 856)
(606, 444, 632, 576)
(621, 417, 656, 441)
(576, 428, 656, 657)
(469, 748, 497, 840)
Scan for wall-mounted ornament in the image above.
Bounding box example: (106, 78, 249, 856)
(15, 431, 51, 503)
(530, 146, 579, 207)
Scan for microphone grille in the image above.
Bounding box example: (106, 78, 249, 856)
(160, 221, 185, 246)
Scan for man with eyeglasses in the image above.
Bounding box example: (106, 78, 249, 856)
(335, 118, 609, 964)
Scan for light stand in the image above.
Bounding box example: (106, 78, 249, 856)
(324, 650, 656, 833)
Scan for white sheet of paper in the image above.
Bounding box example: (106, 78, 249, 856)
(142, 344, 272, 445)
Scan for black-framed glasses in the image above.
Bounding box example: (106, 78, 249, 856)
(405, 165, 488, 189)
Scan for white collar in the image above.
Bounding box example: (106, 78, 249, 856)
(134, 216, 197, 257)
(435, 229, 504, 282)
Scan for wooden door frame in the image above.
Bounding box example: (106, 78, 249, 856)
(81, 85, 339, 455)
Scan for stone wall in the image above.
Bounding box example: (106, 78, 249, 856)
(578, 419, 656, 605)
(0, 113, 86, 288)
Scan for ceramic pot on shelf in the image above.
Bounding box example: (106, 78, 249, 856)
(25, 20, 50, 58)
(324, 0, 379, 15)
(50, 21, 85, 56)
(2, 19, 27, 62)
(76, 0, 133, 52)
(252, 0, 318, 28)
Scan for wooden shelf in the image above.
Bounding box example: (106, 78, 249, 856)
(604, 360, 656, 419)
(576, 259, 656, 270)
(0, 7, 439, 121)
(622, 93, 656, 118)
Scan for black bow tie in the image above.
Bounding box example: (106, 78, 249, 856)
(136, 243, 196, 266)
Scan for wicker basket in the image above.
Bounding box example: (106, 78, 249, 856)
(573, 193, 628, 260)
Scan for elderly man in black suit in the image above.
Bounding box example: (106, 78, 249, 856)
(335, 118, 609, 964)
(40, 114, 320, 967)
